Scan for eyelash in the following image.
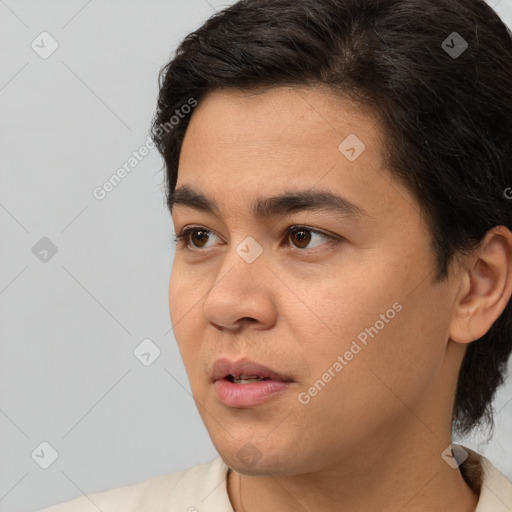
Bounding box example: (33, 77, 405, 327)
(173, 225, 338, 253)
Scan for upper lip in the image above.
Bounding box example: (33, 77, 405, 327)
(211, 357, 293, 382)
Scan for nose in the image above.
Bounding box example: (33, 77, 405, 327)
(201, 244, 277, 332)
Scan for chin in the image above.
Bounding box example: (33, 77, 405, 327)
(214, 437, 307, 476)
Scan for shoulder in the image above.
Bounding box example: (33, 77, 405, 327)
(36, 457, 231, 512)
(476, 453, 512, 511)
(459, 445, 512, 512)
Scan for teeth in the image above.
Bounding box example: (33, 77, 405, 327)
(233, 375, 266, 384)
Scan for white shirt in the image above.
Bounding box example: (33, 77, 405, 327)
(37, 445, 512, 511)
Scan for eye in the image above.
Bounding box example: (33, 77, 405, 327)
(173, 227, 219, 250)
(286, 226, 332, 250)
(173, 225, 337, 252)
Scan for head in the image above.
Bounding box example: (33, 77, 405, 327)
(152, 0, 512, 474)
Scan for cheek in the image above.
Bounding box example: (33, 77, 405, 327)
(291, 262, 402, 356)
(291, 249, 444, 406)
(168, 262, 204, 358)
(291, 300, 444, 451)
(340, 286, 449, 420)
(168, 260, 205, 324)
(168, 264, 181, 323)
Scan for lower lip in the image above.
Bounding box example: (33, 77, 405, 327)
(214, 378, 292, 407)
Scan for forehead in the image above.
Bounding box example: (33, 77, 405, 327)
(180, 85, 382, 154)
(175, 86, 401, 223)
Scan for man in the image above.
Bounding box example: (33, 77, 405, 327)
(38, 0, 512, 510)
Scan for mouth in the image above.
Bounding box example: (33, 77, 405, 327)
(211, 357, 294, 407)
(225, 374, 270, 384)
(210, 357, 293, 383)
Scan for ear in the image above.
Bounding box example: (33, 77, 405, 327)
(449, 226, 512, 344)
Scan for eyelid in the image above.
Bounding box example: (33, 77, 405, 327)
(173, 224, 340, 252)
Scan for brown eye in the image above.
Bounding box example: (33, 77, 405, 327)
(174, 225, 336, 252)
(189, 229, 210, 248)
(174, 228, 217, 249)
(285, 226, 334, 251)
(289, 228, 312, 249)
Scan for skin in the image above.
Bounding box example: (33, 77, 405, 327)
(168, 86, 512, 512)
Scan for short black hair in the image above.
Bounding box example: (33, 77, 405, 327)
(152, 0, 512, 437)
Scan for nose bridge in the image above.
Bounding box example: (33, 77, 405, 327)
(213, 233, 267, 295)
(202, 234, 271, 327)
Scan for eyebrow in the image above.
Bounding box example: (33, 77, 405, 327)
(169, 185, 368, 219)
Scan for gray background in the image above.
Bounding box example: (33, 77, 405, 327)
(0, 1, 511, 511)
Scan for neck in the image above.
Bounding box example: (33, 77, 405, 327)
(227, 431, 479, 512)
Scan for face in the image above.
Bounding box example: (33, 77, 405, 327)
(169, 86, 459, 476)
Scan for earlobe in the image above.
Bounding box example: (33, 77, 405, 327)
(449, 226, 512, 345)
